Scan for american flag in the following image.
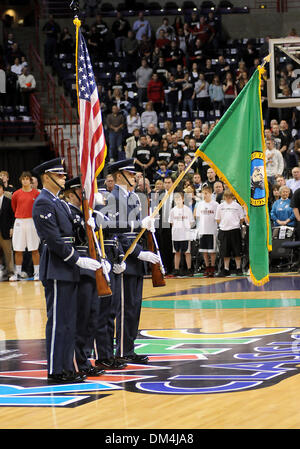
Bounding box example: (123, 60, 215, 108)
(77, 28, 106, 208)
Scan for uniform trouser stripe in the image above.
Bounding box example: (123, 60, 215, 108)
(49, 280, 57, 375)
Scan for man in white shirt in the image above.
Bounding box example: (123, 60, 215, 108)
(286, 166, 300, 193)
(18, 66, 36, 110)
(265, 137, 284, 184)
(215, 190, 245, 276)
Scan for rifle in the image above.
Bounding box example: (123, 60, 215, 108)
(82, 193, 112, 297)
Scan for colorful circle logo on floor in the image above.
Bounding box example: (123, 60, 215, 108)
(0, 327, 299, 407)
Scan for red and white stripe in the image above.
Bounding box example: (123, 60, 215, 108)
(79, 87, 106, 208)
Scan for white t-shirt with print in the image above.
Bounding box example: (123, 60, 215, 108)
(195, 199, 218, 235)
(169, 205, 194, 241)
(215, 200, 245, 231)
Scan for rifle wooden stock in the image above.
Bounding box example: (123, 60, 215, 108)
(146, 230, 166, 287)
(122, 150, 201, 262)
(82, 198, 112, 297)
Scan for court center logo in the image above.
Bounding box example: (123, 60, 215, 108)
(0, 327, 299, 406)
(251, 151, 266, 207)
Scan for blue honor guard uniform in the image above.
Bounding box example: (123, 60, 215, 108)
(63, 176, 105, 377)
(32, 159, 86, 383)
(99, 159, 159, 365)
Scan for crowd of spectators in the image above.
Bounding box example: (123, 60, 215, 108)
(0, 10, 300, 277)
(0, 30, 37, 137)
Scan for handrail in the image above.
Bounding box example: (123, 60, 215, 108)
(53, 127, 63, 157)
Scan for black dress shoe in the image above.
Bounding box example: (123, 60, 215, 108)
(79, 366, 105, 376)
(95, 358, 127, 370)
(117, 353, 149, 364)
(47, 372, 86, 383)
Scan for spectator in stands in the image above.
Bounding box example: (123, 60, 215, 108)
(31, 176, 40, 192)
(223, 72, 237, 110)
(136, 58, 153, 108)
(125, 128, 141, 158)
(215, 55, 231, 82)
(11, 57, 24, 76)
(203, 58, 216, 84)
(6, 42, 25, 66)
(137, 34, 152, 62)
(195, 15, 215, 48)
(265, 137, 284, 184)
(156, 17, 174, 39)
(200, 123, 210, 142)
(132, 11, 152, 42)
(216, 190, 245, 277)
(123, 30, 139, 72)
(87, 26, 102, 60)
(0, 178, 15, 281)
(146, 123, 161, 142)
(10, 171, 40, 281)
(4, 64, 18, 108)
(242, 41, 259, 70)
(209, 75, 224, 114)
(192, 172, 202, 197)
(270, 183, 281, 207)
(204, 167, 218, 190)
(42, 15, 61, 66)
(153, 57, 169, 86)
(155, 29, 171, 56)
(180, 72, 195, 118)
(18, 66, 36, 110)
(141, 102, 158, 130)
(104, 174, 115, 192)
(270, 185, 295, 227)
(155, 137, 174, 169)
(154, 160, 172, 181)
(165, 41, 184, 73)
(188, 38, 205, 69)
(126, 106, 141, 135)
(236, 71, 249, 94)
(286, 166, 300, 193)
(111, 11, 131, 55)
(147, 73, 165, 114)
(194, 73, 211, 114)
(182, 120, 193, 138)
(108, 73, 128, 104)
(92, 14, 109, 39)
(213, 180, 225, 203)
(59, 27, 74, 54)
(272, 122, 289, 161)
(132, 134, 156, 181)
(0, 171, 14, 196)
(169, 191, 194, 277)
(195, 185, 218, 277)
(165, 73, 179, 117)
(106, 104, 125, 162)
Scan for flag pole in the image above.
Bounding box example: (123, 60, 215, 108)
(71, 0, 112, 296)
(122, 149, 202, 262)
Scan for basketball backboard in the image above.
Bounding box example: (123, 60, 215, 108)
(267, 37, 300, 108)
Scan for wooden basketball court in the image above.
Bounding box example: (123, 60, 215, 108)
(0, 272, 300, 430)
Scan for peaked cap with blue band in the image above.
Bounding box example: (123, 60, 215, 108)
(32, 158, 67, 176)
(107, 158, 136, 175)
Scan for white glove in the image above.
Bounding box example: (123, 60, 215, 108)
(87, 217, 96, 230)
(76, 257, 101, 271)
(141, 216, 155, 233)
(101, 259, 111, 274)
(113, 262, 126, 274)
(94, 192, 105, 206)
(137, 251, 160, 264)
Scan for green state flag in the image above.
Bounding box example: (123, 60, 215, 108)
(196, 65, 271, 286)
